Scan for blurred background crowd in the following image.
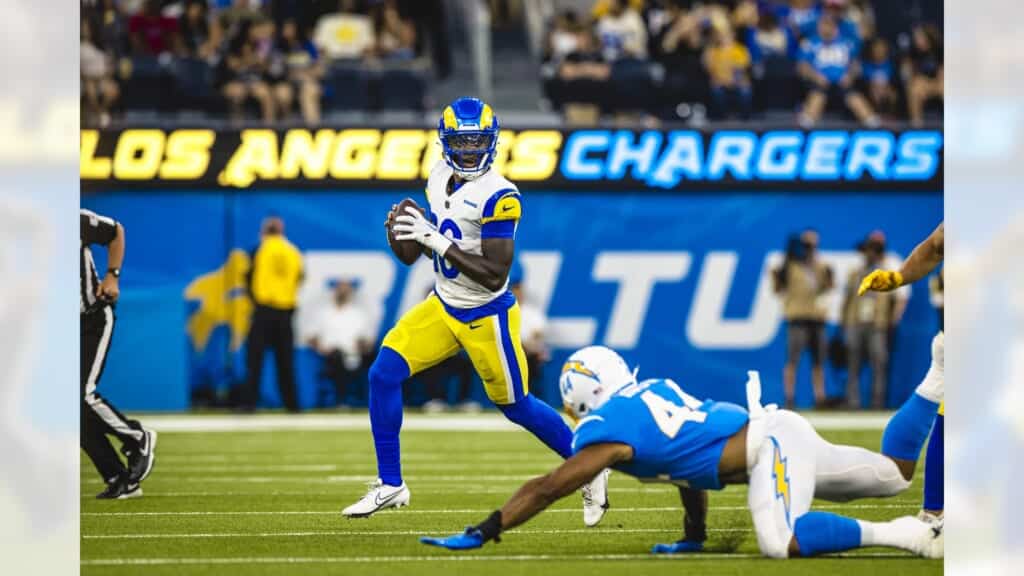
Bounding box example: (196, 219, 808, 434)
(80, 0, 943, 128)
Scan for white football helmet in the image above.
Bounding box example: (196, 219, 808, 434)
(559, 346, 636, 421)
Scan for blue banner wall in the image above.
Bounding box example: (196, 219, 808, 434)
(84, 190, 942, 411)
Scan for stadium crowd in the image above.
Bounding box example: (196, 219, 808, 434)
(81, 1, 942, 127)
(543, 0, 943, 125)
(81, 0, 444, 126)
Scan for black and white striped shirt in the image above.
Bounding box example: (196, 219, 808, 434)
(80, 209, 118, 314)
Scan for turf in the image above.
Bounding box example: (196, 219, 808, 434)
(81, 420, 942, 575)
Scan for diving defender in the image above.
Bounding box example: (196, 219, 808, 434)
(421, 346, 944, 559)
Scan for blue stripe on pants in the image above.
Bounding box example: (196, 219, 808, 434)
(498, 308, 524, 402)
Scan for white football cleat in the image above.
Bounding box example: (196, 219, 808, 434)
(919, 515, 944, 559)
(892, 515, 943, 559)
(342, 479, 410, 518)
(582, 468, 611, 527)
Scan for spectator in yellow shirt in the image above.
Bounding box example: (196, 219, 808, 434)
(702, 26, 752, 119)
(244, 216, 304, 412)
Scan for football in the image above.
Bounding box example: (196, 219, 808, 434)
(387, 197, 426, 265)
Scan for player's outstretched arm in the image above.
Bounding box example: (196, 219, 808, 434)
(858, 222, 944, 295)
(499, 443, 631, 531)
(898, 222, 944, 284)
(420, 443, 632, 550)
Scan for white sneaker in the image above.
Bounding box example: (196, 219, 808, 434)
(582, 468, 610, 527)
(342, 479, 410, 518)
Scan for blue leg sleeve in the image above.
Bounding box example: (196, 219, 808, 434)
(923, 414, 944, 511)
(499, 394, 573, 459)
(881, 392, 939, 461)
(794, 511, 863, 557)
(368, 347, 410, 486)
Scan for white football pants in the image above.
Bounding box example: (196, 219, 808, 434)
(746, 409, 911, 558)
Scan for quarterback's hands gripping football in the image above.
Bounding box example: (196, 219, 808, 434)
(857, 269, 904, 295)
(393, 205, 453, 256)
(419, 528, 486, 550)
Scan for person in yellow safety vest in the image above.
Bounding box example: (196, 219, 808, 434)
(244, 216, 304, 412)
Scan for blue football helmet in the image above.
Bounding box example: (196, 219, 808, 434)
(438, 97, 499, 180)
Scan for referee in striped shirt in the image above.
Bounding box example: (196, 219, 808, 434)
(81, 209, 157, 499)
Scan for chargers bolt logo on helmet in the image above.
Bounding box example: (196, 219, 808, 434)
(559, 346, 637, 421)
(438, 97, 499, 181)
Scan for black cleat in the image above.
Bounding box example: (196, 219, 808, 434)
(123, 429, 157, 484)
(96, 477, 142, 500)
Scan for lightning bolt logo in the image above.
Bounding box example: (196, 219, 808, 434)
(770, 436, 792, 528)
(562, 360, 596, 379)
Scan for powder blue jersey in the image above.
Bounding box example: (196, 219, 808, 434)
(571, 378, 749, 490)
(799, 36, 859, 83)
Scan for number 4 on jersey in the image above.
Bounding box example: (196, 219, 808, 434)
(640, 390, 707, 439)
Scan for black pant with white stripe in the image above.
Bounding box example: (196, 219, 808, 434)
(81, 306, 143, 482)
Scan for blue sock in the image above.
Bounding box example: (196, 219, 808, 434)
(923, 414, 944, 511)
(794, 511, 862, 557)
(881, 392, 938, 461)
(368, 347, 410, 486)
(499, 394, 573, 459)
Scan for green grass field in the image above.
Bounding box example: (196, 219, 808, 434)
(81, 415, 942, 575)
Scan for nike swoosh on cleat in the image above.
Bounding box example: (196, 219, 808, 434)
(502, 205, 514, 212)
(374, 489, 404, 508)
(469, 323, 482, 330)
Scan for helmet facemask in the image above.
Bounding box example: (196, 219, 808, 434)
(442, 131, 495, 180)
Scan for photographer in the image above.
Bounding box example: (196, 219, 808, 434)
(842, 231, 898, 409)
(773, 229, 833, 409)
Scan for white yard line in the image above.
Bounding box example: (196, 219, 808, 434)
(80, 489, 922, 500)
(81, 463, 561, 474)
(82, 527, 750, 540)
(81, 552, 918, 566)
(134, 412, 892, 433)
(80, 474, 922, 487)
(81, 504, 915, 517)
(152, 452, 558, 462)
(82, 475, 587, 485)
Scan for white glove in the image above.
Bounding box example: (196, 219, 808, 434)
(393, 205, 453, 256)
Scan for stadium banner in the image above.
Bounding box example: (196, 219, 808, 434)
(80, 127, 943, 191)
(82, 189, 942, 412)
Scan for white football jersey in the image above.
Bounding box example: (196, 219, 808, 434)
(424, 161, 522, 312)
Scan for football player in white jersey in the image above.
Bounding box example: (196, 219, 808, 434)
(342, 97, 610, 523)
